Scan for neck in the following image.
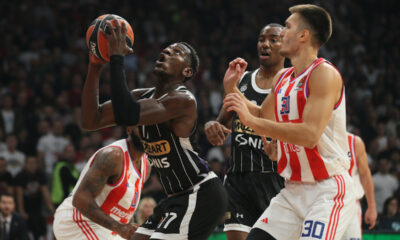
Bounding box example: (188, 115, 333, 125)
(289, 45, 318, 77)
(258, 62, 284, 79)
(127, 140, 143, 165)
(1, 212, 10, 218)
(154, 79, 184, 97)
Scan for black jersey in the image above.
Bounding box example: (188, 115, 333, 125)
(138, 86, 210, 195)
(228, 69, 277, 173)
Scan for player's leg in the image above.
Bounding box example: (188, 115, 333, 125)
(147, 174, 227, 240)
(246, 228, 276, 240)
(299, 174, 356, 240)
(340, 200, 362, 240)
(224, 173, 253, 240)
(251, 186, 302, 240)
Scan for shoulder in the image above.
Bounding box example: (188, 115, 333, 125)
(96, 146, 124, 160)
(162, 88, 197, 107)
(308, 62, 342, 92)
(12, 212, 25, 221)
(273, 67, 291, 87)
(131, 88, 154, 99)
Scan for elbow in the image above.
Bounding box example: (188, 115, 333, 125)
(304, 132, 320, 149)
(72, 194, 83, 210)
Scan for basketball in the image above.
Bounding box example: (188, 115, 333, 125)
(86, 14, 134, 62)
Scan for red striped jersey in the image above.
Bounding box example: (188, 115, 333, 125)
(348, 133, 365, 199)
(58, 139, 148, 224)
(274, 58, 349, 182)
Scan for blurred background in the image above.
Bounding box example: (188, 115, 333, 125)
(0, 0, 399, 239)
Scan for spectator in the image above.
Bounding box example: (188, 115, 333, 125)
(51, 144, 79, 208)
(376, 197, 400, 232)
(15, 156, 54, 240)
(0, 193, 29, 240)
(373, 158, 399, 213)
(0, 94, 24, 135)
(0, 157, 13, 196)
(0, 134, 25, 177)
(134, 197, 157, 225)
(37, 119, 69, 175)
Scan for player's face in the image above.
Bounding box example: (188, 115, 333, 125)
(280, 13, 303, 58)
(154, 43, 191, 79)
(257, 26, 283, 67)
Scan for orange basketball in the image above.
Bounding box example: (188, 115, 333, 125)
(86, 14, 134, 62)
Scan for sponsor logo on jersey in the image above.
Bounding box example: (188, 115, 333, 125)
(110, 206, 130, 219)
(235, 134, 264, 150)
(141, 140, 171, 156)
(148, 156, 170, 168)
(282, 142, 300, 153)
(240, 84, 247, 92)
(233, 119, 256, 135)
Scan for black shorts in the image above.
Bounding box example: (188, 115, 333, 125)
(136, 173, 227, 240)
(223, 172, 284, 232)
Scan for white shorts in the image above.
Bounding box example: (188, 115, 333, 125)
(253, 173, 356, 240)
(341, 200, 362, 240)
(54, 208, 124, 240)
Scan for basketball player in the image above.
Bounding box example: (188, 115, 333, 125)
(80, 20, 227, 240)
(341, 132, 377, 239)
(223, 4, 356, 240)
(53, 127, 150, 240)
(204, 24, 285, 240)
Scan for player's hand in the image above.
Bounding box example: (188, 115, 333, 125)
(115, 223, 138, 239)
(204, 121, 231, 146)
(364, 206, 377, 230)
(89, 52, 106, 65)
(223, 58, 247, 93)
(103, 20, 133, 57)
(262, 137, 277, 161)
(223, 93, 252, 126)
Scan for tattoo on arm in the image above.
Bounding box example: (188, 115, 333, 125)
(73, 148, 123, 231)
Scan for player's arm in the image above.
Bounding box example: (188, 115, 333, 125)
(224, 63, 342, 148)
(223, 58, 262, 116)
(81, 61, 148, 131)
(355, 135, 377, 229)
(72, 147, 137, 239)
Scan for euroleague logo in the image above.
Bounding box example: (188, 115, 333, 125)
(89, 41, 100, 59)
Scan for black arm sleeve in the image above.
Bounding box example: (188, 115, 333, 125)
(109, 55, 141, 126)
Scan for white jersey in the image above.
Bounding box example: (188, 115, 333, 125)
(348, 133, 365, 199)
(57, 139, 148, 224)
(274, 58, 349, 182)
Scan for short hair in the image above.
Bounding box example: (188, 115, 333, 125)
(178, 42, 200, 82)
(289, 4, 332, 47)
(265, 23, 284, 29)
(0, 193, 14, 200)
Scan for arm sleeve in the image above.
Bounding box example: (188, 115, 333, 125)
(109, 55, 141, 126)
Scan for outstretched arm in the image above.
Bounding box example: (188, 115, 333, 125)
(224, 63, 342, 148)
(356, 136, 377, 229)
(73, 147, 137, 239)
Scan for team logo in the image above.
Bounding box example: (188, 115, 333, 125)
(225, 212, 231, 219)
(240, 84, 247, 92)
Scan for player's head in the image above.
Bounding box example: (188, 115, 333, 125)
(153, 42, 199, 83)
(257, 23, 284, 68)
(280, 4, 332, 57)
(127, 126, 144, 152)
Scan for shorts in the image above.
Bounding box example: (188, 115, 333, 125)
(223, 172, 284, 233)
(341, 200, 362, 240)
(252, 173, 356, 240)
(136, 172, 228, 240)
(54, 208, 124, 240)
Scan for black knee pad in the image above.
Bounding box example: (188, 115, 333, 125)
(246, 228, 276, 240)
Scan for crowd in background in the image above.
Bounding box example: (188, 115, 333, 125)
(1, 0, 399, 238)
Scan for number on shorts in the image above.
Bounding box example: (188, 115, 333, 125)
(160, 212, 177, 229)
(301, 220, 325, 239)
